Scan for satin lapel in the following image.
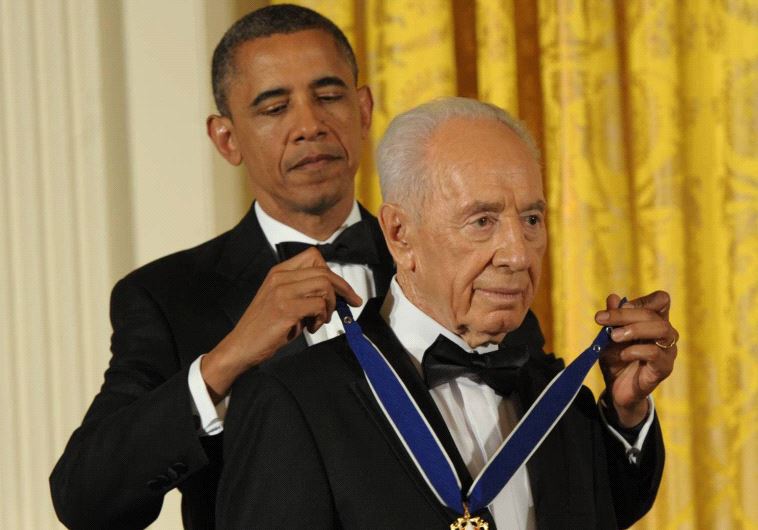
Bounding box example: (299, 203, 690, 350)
(520, 353, 572, 521)
(273, 334, 308, 360)
(354, 300, 474, 491)
(215, 203, 278, 326)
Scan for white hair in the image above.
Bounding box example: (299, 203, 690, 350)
(376, 97, 540, 206)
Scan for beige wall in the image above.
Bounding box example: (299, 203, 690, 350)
(0, 1, 256, 528)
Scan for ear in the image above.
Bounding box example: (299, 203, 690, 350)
(356, 85, 373, 137)
(206, 115, 242, 166)
(378, 202, 415, 272)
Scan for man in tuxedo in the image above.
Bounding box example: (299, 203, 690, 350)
(50, 5, 393, 529)
(218, 98, 677, 528)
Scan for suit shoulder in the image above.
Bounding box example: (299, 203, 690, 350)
(116, 229, 232, 291)
(264, 336, 358, 387)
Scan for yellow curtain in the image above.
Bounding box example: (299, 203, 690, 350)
(274, 1, 757, 527)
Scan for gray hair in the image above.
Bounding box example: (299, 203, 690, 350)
(376, 97, 540, 206)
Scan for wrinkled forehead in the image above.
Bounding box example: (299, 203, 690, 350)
(420, 117, 543, 205)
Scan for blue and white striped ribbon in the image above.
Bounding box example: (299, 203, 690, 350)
(336, 300, 617, 514)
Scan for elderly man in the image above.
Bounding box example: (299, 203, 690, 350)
(50, 5, 394, 529)
(217, 98, 676, 528)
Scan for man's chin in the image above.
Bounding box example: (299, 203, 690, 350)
(282, 188, 347, 216)
(295, 195, 340, 216)
(479, 309, 529, 337)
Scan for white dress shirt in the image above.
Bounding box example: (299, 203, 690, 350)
(381, 279, 536, 529)
(188, 201, 376, 435)
(380, 278, 655, 529)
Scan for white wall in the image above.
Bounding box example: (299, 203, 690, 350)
(0, 0, 252, 527)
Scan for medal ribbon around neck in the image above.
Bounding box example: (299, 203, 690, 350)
(335, 298, 622, 515)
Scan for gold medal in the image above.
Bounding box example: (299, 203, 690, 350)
(450, 503, 489, 530)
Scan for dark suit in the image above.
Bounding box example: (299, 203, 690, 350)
(218, 299, 664, 529)
(49, 203, 394, 529)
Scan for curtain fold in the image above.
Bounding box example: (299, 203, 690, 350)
(276, 1, 757, 527)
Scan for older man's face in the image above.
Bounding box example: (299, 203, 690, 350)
(404, 117, 546, 347)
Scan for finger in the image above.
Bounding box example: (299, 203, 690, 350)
(273, 246, 328, 271)
(301, 297, 330, 333)
(625, 290, 671, 319)
(279, 275, 335, 305)
(610, 320, 675, 344)
(596, 303, 669, 327)
(617, 342, 664, 362)
(286, 270, 361, 308)
(605, 293, 622, 311)
(330, 275, 362, 307)
(269, 265, 362, 307)
(286, 296, 329, 335)
(618, 343, 676, 377)
(596, 293, 629, 324)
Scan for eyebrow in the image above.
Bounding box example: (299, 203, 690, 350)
(461, 200, 504, 216)
(310, 76, 348, 90)
(524, 200, 547, 212)
(250, 76, 349, 109)
(461, 199, 547, 217)
(251, 88, 289, 108)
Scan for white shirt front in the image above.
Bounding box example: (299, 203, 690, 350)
(188, 201, 376, 435)
(380, 278, 536, 529)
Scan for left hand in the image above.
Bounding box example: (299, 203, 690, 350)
(595, 291, 678, 427)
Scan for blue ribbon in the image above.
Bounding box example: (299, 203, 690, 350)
(336, 300, 618, 514)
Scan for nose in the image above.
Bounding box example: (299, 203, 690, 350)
(492, 218, 530, 272)
(291, 101, 326, 142)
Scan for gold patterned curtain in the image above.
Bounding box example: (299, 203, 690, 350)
(267, 1, 758, 527)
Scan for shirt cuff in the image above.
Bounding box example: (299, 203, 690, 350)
(598, 395, 655, 465)
(188, 354, 229, 436)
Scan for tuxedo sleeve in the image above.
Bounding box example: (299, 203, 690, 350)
(603, 410, 665, 528)
(217, 366, 336, 529)
(49, 276, 213, 529)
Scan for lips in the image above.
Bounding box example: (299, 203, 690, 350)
(475, 287, 525, 304)
(289, 153, 341, 171)
(477, 287, 523, 296)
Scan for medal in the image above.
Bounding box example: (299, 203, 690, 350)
(450, 504, 489, 529)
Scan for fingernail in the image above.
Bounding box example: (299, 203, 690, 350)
(611, 328, 629, 341)
(597, 311, 609, 322)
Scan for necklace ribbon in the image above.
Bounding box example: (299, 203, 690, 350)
(336, 300, 619, 515)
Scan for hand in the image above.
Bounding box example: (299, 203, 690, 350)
(201, 247, 362, 402)
(595, 291, 678, 427)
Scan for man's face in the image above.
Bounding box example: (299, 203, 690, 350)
(401, 118, 546, 347)
(221, 30, 371, 217)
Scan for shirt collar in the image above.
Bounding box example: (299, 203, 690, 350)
(380, 277, 499, 367)
(255, 201, 362, 251)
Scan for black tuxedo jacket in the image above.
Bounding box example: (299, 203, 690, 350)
(218, 299, 664, 529)
(49, 203, 394, 530)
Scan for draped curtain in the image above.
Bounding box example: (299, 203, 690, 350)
(273, 1, 758, 527)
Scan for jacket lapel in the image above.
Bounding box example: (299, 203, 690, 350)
(519, 348, 573, 523)
(218, 202, 393, 328)
(215, 203, 278, 326)
(341, 300, 483, 522)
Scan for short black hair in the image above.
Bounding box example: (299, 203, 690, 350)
(211, 4, 358, 117)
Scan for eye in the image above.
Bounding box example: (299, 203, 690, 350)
(472, 215, 496, 229)
(261, 102, 287, 116)
(525, 214, 541, 226)
(317, 93, 343, 102)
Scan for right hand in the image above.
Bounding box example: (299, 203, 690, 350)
(201, 247, 362, 401)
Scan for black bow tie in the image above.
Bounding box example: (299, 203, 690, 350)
(422, 335, 530, 396)
(275, 221, 380, 265)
